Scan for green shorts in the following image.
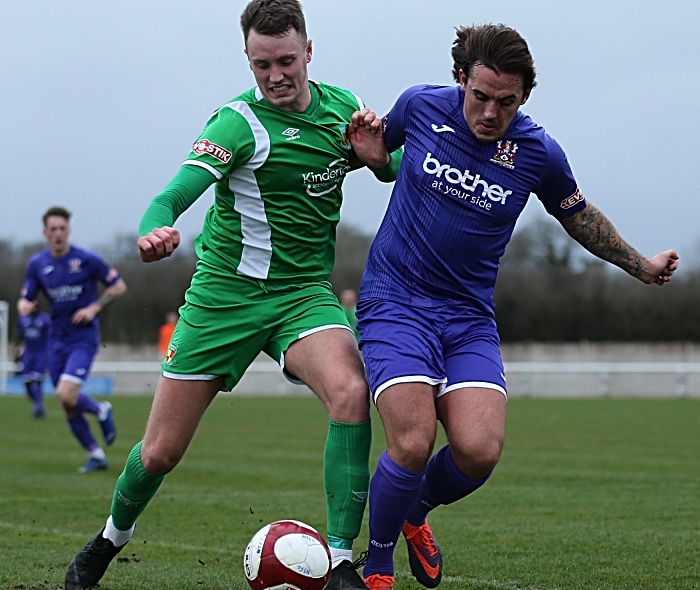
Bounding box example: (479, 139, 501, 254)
(161, 270, 352, 391)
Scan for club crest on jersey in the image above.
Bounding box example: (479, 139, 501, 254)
(164, 343, 178, 366)
(338, 124, 352, 150)
(560, 187, 585, 209)
(192, 139, 232, 163)
(68, 258, 82, 273)
(490, 140, 518, 169)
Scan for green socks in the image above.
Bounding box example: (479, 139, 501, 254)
(324, 420, 372, 548)
(110, 442, 165, 531)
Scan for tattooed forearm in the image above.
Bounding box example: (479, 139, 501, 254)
(560, 203, 646, 278)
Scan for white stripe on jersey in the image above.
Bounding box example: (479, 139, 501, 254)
(352, 93, 365, 110)
(182, 159, 223, 180)
(222, 101, 273, 279)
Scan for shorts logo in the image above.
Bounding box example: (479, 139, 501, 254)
(282, 127, 301, 141)
(165, 343, 178, 366)
(490, 140, 518, 169)
(192, 139, 232, 163)
(68, 258, 82, 273)
(560, 187, 585, 209)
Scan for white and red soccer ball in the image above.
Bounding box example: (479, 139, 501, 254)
(244, 520, 332, 590)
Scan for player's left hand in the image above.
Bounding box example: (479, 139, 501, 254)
(644, 249, 679, 286)
(138, 226, 181, 263)
(71, 303, 99, 324)
(348, 108, 390, 169)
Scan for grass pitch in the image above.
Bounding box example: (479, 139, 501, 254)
(1, 395, 698, 590)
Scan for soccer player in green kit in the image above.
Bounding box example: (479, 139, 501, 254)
(64, 1, 397, 589)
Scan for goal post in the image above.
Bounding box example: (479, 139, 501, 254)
(0, 301, 8, 394)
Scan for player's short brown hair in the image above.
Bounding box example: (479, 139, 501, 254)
(452, 24, 537, 93)
(240, 0, 307, 45)
(42, 206, 71, 227)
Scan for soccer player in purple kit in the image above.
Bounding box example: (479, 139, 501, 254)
(17, 206, 127, 473)
(349, 24, 680, 590)
(15, 308, 51, 418)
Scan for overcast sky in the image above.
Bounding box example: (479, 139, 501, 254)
(2, 0, 698, 264)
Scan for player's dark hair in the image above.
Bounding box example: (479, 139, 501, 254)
(42, 206, 71, 226)
(240, 0, 307, 45)
(452, 24, 537, 92)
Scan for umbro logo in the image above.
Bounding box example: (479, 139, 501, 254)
(431, 123, 455, 133)
(352, 490, 368, 502)
(282, 127, 301, 141)
(42, 265, 54, 275)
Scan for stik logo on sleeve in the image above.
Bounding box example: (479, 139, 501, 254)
(192, 139, 232, 163)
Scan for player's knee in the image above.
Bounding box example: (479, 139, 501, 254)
(326, 374, 370, 422)
(453, 437, 503, 478)
(140, 443, 182, 475)
(391, 434, 434, 472)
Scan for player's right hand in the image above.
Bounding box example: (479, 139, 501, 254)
(137, 226, 181, 263)
(348, 108, 390, 169)
(17, 298, 37, 316)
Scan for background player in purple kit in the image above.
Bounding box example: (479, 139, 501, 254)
(349, 24, 680, 590)
(15, 308, 51, 418)
(17, 206, 128, 473)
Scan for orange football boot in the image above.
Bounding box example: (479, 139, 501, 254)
(402, 520, 442, 588)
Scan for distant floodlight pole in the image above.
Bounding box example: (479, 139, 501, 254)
(0, 301, 8, 394)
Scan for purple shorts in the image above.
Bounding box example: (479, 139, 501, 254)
(48, 340, 97, 387)
(21, 351, 47, 382)
(357, 298, 507, 403)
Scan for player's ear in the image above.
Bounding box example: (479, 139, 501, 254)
(244, 46, 251, 65)
(520, 87, 531, 105)
(458, 69, 468, 90)
(306, 39, 312, 63)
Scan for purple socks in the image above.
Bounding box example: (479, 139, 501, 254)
(406, 445, 490, 526)
(364, 452, 425, 577)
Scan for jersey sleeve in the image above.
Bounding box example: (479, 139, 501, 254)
(382, 85, 427, 152)
(20, 257, 40, 302)
(182, 105, 257, 180)
(86, 251, 121, 287)
(139, 165, 216, 236)
(534, 134, 587, 219)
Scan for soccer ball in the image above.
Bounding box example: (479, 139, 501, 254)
(243, 520, 332, 590)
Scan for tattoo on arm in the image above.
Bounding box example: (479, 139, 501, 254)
(96, 292, 116, 310)
(560, 203, 645, 278)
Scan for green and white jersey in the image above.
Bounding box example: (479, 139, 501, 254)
(184, 81, 363, 283)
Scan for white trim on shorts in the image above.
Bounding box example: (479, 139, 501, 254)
(162, 371, 220, 381)
(442, 381, 508, 399)
(60, 373, 84, 385)
(281, 324, 356, 385)
(373, 375, 447, 404)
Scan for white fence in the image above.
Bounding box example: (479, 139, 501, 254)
(3, 359, 700, 397)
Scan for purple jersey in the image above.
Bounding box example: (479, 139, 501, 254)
(360, 85, 587, 315)
(20, 245, 120, 346)
(17, 311, 51, 354)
